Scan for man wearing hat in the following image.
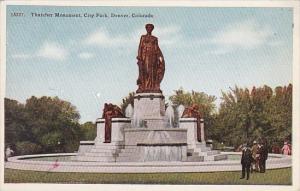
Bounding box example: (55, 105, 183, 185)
(258, 138, 268, 173)
(251, 140, 259, 172)
(240, 142, 254, 180)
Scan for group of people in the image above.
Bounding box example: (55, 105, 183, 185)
(240, 139, 269, 180)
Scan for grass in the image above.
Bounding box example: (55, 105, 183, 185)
(4, 168, 291, 184)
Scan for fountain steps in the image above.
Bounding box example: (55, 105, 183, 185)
(118, 151, 139, 157)
(204, 154, 228, 161)
(187, 146, 227, 161)
(89, 148, 121, 153)
(89, 147, 122, 154)
(116, 156, 141, 162)
(116, 147, 142, 162)
(93, 145, 124, 149)
(76, 155, 116, 162)
(187, 155, 204, 162)
(198, 150, 220, 156)
(186, 150, 204, 162)
(83, 152, 117, 157)
(76, 144, 124, 161)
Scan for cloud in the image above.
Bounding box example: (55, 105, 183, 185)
(211, 20, 272, 51)
(37, 42, 68, 60)
(78, 52, 94, 59)
(12, 42, 68, 61)
(83, 28, 129, 46)
(83, 25, 181, 48)
(155, 25, 181, 45)
(268, 40, 284, 47)
(12, 53, 31, 59)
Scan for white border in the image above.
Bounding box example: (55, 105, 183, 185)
(0, 1, 6, 191)
(292, 2, 300, 191)
(1, 0, 300, 7)
(0, 1, 299, 191)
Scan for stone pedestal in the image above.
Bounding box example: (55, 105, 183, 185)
(77, 141, 94, 154)
(133, 93, 167, 128)
(95, 118, 131, 146)
(179, 118, 205, 146)
(179, 118, 227, 161)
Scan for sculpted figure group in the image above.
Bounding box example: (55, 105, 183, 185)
(102, 103, 124, 143)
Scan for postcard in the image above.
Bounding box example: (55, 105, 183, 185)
(0, 1, 299, 191)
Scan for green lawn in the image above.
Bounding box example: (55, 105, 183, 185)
(5, 168, 291, 184)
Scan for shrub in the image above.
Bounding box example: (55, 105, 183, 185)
(15, 141, 42, 155)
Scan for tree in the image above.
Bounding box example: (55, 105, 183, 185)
(214, 84, 292, 149)
(24, 96, 81, 153)
(266, 84, 292, 144)
(80, 122, 96, 141)
(4, 98, 31, 147)
(5, 96, 82, 154)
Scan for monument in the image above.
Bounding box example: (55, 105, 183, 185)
(76, 24, 227, 162)
(136, 23, 165, 93)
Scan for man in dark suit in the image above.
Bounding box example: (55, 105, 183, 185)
(240, 142, 254, 180)
(258, 139, 268, 173)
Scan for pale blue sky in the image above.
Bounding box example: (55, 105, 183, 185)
(6, 6, 293, 123)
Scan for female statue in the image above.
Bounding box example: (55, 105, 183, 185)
(136, 24, 165, 93)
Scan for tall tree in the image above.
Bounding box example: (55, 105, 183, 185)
(4, 98, 30, 146)
(24, 96, 81, 153)
(5, 96, 82, 154)
(214, 84, 292, 148)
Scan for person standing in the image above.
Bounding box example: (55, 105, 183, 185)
(258, 139, 268, 173)
(282, 142, 291, 155)
(251, 140, 259, 172)
(5, 146, 14, 162)
(240, 143, 254, 180)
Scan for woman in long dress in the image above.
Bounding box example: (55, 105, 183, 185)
(136, 24, 165, 93)
(281, 142, 291, 155)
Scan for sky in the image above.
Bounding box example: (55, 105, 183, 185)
(6, 6, 293, 123)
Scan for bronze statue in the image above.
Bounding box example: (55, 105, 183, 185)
(102, 103, 125, 143)
(136, 24, 165, 93)
(182, 104, 203, 142)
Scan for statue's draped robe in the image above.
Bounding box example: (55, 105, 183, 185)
(137, 34, 165, 93)
(103, 111, 113, 143)
(102, 104, 125, 143)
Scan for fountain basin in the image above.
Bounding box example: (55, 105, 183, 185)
(124, 128, 187, 145)
(5, 152, 292, 173)
(121, 128, 188, 162)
